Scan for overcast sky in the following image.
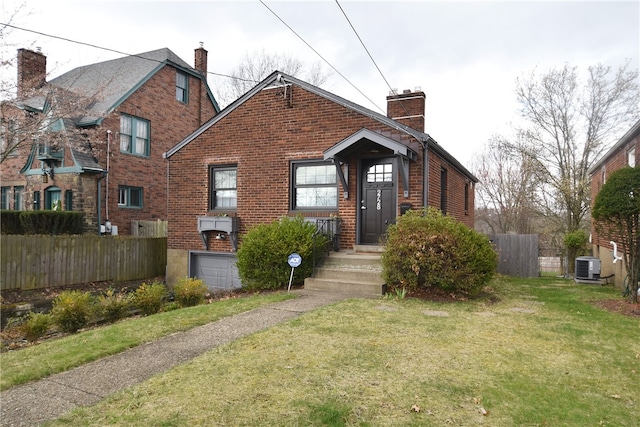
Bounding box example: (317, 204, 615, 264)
(2, 0, 638, 167)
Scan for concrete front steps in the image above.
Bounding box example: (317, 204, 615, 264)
(303, 245, 386, 297)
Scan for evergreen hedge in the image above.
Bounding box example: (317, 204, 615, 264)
(0, 210, 84, 234)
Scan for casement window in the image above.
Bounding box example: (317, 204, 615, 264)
(120, 114, 150, 156)
(176, 71, 188, 103)
(13, 186, 24, 211)
(65, 190, 73, 211)
(628, 148, 636, 167)
(33, 191, 41, 210)
(0, 118, 18, 157)
(0, 187, 9, 210)
(118, 186, 143, 208)
(292, 161, 338, 210)
(209, 166, 237, 209)
(45, 187, 62, 210)
(440, 167, 448, 214)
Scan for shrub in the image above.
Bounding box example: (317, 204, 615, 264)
(21, 312, 51, 342)
(19, 211, 84, 235)
(0, 211, 23, 234)
(133, 281, 167, 315)
(95, 288, 132, 323)
(236, 216, 329, 291)
(174, 277, 208, 307)
(382, 208, 497, 297)
(50, 291, 93, 333)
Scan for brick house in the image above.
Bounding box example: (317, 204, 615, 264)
(0, 46, 219, 235)
(589, 119, 640, 286)
(164, 71, 477, 289)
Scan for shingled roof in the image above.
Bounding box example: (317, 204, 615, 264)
(46, 48, 217, 125)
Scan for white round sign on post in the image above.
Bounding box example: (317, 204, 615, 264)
(287, 253, 302, 292)
(288, 253, 302, 268)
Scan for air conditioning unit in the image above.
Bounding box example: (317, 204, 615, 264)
(575, 256, 601, 280)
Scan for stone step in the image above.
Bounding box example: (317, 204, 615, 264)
(303, 277, 386, 297)
(322, 251, 383, 268)
(313, 267, 385, 284)
(304, 248, 386, 296)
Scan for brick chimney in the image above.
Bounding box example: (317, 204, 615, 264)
(17, 48, 47, 99)
(386, 88, 426, 132)
(194, 42, 208, 76)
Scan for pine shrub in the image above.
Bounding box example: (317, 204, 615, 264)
(95, 288, 132, 323)
(133, 281, 167, 315)
(21, 312, 51, 342)
(382, 208, 497, 297)
(50, 291, 93, 333)
(236, 216, 329, 291)
(174, 277, 208, 307)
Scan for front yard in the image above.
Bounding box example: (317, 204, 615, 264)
(17, 276, 636, 426)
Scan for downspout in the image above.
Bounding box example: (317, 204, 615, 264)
(96, 172, 107, 235)
(422, 136, 430, 208)
(106, 130, 111, 222)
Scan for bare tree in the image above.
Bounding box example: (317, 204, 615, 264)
(213, 49, 331, 108)
(473, 134, 538, 235)
(510, 62, 640, 270)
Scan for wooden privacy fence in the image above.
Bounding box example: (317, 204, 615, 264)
(489, 234, 540, 277)
(131, 219, 168, 237)
(1, 235, 167, 291)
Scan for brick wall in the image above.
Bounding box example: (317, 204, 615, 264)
(591, 131, 640, 249)
(168, 84, 475, 252)
(2, 56, 217, 236)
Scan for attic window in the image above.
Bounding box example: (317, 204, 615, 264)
(176, 71, 188, 103)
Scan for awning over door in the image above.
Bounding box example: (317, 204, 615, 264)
(323, 128, 418, 198)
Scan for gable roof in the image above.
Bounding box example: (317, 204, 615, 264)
(165, 70, 477, 182)
(44, 48, 219, 126)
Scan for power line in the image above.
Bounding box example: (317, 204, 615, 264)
(334, 0, 422, 130)
(0, 22, 256, 84)
(259, 0, 385, 114)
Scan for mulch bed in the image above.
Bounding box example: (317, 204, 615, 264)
(593, 299, 640, 317)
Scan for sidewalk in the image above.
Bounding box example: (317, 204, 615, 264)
(0, 290, 349, 427)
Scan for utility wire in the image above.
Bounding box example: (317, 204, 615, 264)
(334, 0, 422, 131)
(0, 22, 256, 83)
(259, 0, 385, 114)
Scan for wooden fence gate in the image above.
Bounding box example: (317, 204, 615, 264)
(489, 234, 539, 277)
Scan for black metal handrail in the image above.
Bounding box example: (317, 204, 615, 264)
(311, 217, 341, 277)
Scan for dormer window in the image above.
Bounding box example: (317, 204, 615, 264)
(176, 71, 188, 103)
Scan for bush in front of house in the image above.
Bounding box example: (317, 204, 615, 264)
(0, 211, 24, 234)
(18, 211, 84, 235)
(21, 312, 52, 342)
(50, 290, 94, 333)
(174, 277, 208, 307)
(382, 208, 497, 297)
(133, 281, 167, 315)
(94, 288, 132, 323)
(236, 216, 330, 291)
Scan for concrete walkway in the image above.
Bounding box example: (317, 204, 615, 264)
(0, 290, 349, 427)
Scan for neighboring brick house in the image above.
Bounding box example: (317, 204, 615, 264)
(164, 71, 478, 288)
(589, 119, 640, 286)
(0, 46, 219, 234)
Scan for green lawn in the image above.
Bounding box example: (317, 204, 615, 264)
(0, 292, 294, 390)
(39, 276, 638, 426)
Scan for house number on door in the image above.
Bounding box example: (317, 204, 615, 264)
(376, 190, 381, 211)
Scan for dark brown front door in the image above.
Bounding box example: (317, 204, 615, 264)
(360, 158, 396, 244)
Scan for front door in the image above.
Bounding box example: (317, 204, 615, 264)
(360, 158, 396, 244)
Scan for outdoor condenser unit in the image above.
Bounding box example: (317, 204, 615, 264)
(575, 256, 601, 281)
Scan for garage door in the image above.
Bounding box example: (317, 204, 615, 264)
(189, 251, 242, 290)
